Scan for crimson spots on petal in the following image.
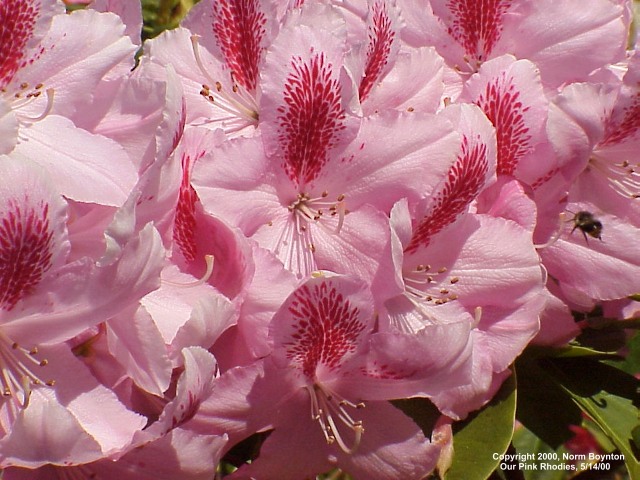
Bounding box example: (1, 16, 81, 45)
(359, 1, 395, 102)
(0, 0, 41, 88)
(277, 53, 346, 187)
(405, 135, 488, 253)
(360, 360, 415, 380)
(285, 281, 366, 379)
(601, 92, 640, 147)
(476, 73, 531, 176)
(170, 391, 201, 430)
(446, 0, 512, 64)
(173, 152, 202, 263)
(0, 197, 53, 310)
(211, 0, 267, 92)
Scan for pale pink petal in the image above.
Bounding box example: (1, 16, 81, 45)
(532, 287, 580, 346)
(72, 64, 181, 173)
(141, 264, 237, 350)
(350, 0, 403, 105)
(476, 177, 537, 232)
(171, 290, 237, 357)
(102, 429, 226, 480)
(359, 46, 446, 115)
(146, 26, 258, 136)
(182, 0, 283, 93)
(15, 9, 137, 117)
(10, 115, 137, 206)
(0, 100, 18, 154)
(224, 242, 298, 363)
(92, 0, 143, 46)
(311, 205, 396, 295)
(401, 0, 628, 87)
(347, 321, 474, 401)
(270, 274, 375, 383)
(43, 345, 147, 457)
(330, 110, 460, 211)
(147, 347, 218, 437)
(192, 134, 282, 235)
(189, 361, 278, 445)
(0, 394, 104, 469)
(106, 305, 172, 396)
(232, 396, 440, 480)
(3, 224, 164, 345)
(403, 103, 496, 254)
(430, 355, 511, 419)
(540, 202, 640, 300)
(510, 0, 629, 87)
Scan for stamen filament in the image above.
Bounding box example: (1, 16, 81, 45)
(307, 384, 364, 454)
(162, 254, 215, 287)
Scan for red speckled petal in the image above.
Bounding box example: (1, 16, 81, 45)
(0, 0, 61, 89)
(271, 274, 374, 382)
(0, 158, 68, 312)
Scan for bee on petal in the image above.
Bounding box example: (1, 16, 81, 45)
(571, 211, 603, 243)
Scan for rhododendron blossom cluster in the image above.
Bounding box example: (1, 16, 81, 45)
(1, 0, 638, 478)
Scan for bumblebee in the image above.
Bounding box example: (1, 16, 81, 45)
(571, 211, 603, 242)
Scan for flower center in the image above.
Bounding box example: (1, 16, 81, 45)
(271, 192, 346, 278)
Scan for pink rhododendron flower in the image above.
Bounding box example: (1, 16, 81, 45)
(400, 0, 630, 87)
(1, 0, 140, 205)
(190, 274, 472, 479)
(193, 3, 461, 283)
(0, 157, 164, 466)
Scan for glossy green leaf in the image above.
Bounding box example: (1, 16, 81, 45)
(543, 357, 640, 479)
(444, 373, 516, 480)
(512, 427, 573, 480)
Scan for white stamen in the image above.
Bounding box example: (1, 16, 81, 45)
(0, 332, 53, 408)
(190, 35, 259, 130)
(307, 384, 364, 454)
(590, 156, 640, 199)
(162, 255, 215, 287)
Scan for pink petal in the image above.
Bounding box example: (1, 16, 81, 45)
(182, 0, 282, 93)
(91, 0, 143, 46)
(259, 2, 360, 189)
(106, 305, 172, 396)
(0, 394, 104, 468)
(0, 158, 69, 312)
(461, 55, 548, 180)
(16, 9, 136, 117)
(270, 274, 375, 383)
(0, 0, 63, 89)
(3, 224, 164, 345)
(10, 115, 137, 206)
(0, 100, 18, 154)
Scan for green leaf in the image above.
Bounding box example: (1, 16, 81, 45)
(511, 427, 573, 480)
(604, 332, 640, 376)
(515, 351, 583, 448)
(542, 356, 640, 479)
(444, 372, 516, 480)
